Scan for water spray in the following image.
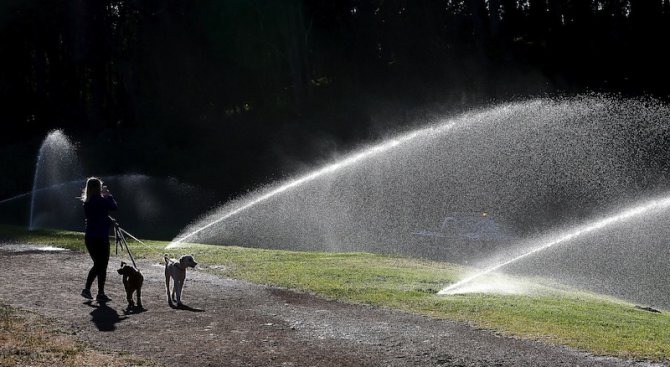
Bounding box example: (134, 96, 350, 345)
(168, 128, 445, 248)
(1, 175, 152, 206)
(439, 195, 670, 295)
(28, 135, 46, 230)
(168, 103, 529, 248)
(28, 130, 80, 230)
(0, 180, 87, 206)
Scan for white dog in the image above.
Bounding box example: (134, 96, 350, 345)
(164, 254, 197, 307)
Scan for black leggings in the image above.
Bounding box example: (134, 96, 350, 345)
(85, 237, 110, 294)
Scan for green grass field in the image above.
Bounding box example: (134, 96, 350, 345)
(2, 225, 669, 362)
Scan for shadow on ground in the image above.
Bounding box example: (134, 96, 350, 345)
(85, 300, 127, 331)
(169, 302, 205, 312)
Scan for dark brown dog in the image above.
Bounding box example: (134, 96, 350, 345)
(117, 262, 144, 310)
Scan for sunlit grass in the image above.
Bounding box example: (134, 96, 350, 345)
(2, 224, 669, 361)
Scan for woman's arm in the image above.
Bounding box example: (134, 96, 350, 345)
(102, 186, 118, 210)
(106, 196, 118, 211)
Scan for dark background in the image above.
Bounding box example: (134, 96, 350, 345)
(1, 0, 669, 203)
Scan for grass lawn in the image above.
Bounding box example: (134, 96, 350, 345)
(2, 224, 670, 362)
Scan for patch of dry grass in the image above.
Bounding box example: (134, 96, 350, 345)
(0, 303, 157, 367)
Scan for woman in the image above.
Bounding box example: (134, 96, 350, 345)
(80, 177, 118, 302)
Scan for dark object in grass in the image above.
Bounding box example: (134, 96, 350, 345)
(634, 305, 661, 313)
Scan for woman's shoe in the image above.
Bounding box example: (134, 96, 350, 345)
(81, 289, 93, 300)
(96, 294, 111, 302)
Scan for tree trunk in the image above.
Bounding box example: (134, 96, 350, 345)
(278, 0, 310, 115)
(529, 0, 548, 38)
(488, 0, 502, 39)
(466, 0, 491, 58)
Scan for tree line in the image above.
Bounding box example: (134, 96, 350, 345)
(1, 0, 669, 197)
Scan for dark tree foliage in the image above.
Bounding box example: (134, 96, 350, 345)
(1, 0, 669, 198)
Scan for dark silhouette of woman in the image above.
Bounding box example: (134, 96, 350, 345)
(80, 177, 118, 302)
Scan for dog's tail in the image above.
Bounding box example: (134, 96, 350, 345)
(164, 254, 170, 265)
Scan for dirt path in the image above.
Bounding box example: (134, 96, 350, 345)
(0, 243, 664, 367)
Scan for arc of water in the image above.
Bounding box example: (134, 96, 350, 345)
(168, 115, 508, 248)
(167, 129, 432, 248)
(0, 192, 33, 205)
(1, 180, 86, 206)
(168, 102, 532, 248)
(28, 129, 81, 230)
(439, 195, 670, 295)
(1, 175, 150, 206)
(29, 141, 46, 230)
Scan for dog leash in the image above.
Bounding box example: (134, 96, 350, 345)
(110, 216, 138, 269)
